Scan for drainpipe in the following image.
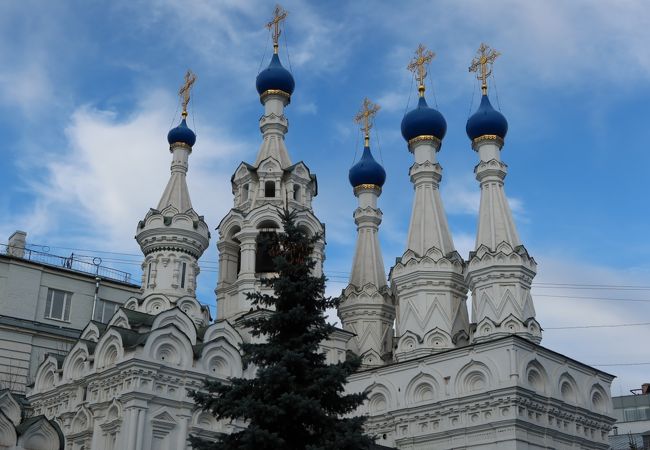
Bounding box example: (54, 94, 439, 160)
(91, 277, 100, 321)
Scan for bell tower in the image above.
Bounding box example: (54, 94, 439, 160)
(216, 6, 324, 323)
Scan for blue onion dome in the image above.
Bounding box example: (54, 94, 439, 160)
(349, 146, 386, 188)
(255, 53, 295, 97)
(401, 96, 447, 143)
(466, 94, 508, 141)
(167, 118, 196, 147)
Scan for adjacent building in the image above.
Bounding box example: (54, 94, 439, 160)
(0, 232, 140, 393)
(610, 385, 650, 449)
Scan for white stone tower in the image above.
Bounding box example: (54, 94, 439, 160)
(390, 46, 470, 361)
(216, 7, 324, 323)
(465, 44, 541, 343)
(135, 70, 210, 325)
(338, 98, 395, 367)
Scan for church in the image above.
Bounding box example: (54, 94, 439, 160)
(0, 6, 616, 450)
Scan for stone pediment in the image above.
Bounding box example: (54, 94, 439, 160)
(71, 406, 92, 433)
(151, 307, 198, 345)
(231, 162, 256, 183)
(152, 410, 176, 423)
(217, 209, 245, 236)
(468, 242, 536, 271)
(107, 308, 132, 330)
(79, 321, 105, 342)
(203, 320, 244, 347)
(142, 323, 194, 368)
(473, 314, 542, 340)
(391, 246, 464, 276)
(285, 161, 312, 179)
(0, 410, 17, 447)
(160, 204, 180, 217)
(0, 390, 21, 427)
(61, 340, 94, 380)
(342, 283, 390, 300)
(16, 416, 64, 450)
(199, 336, 244, 378)
(258, 156, 283, 174)
(176, 296, 210, 327)
(474, 157, 508, 174)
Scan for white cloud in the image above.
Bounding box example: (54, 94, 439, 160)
(376, 91, 407, 114)
(442, 175, 481, 215)
(13, 90, 245, 254)
(0, 63, 54, 119)
(296, 101, 318, 115)
(442, 173, 525, 221)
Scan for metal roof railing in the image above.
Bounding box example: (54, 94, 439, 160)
(2, 243, 133, 284)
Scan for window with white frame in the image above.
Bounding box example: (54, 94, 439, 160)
(93, 299, 120, 323)
(44, 288, 72, 321)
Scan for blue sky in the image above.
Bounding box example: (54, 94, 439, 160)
(1, 0, 649, 394)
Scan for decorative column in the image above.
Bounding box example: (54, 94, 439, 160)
(135, 408, 145, 450)
(176, 415, 190, 450)
(465, 43, 541, 344)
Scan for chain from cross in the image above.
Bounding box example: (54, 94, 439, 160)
(469, 43, 500, 95)
(267, 4, 288, 52)
(407, 44, 435, 95)
(354, 98, 380, 146)
(179, 70, 197, 117)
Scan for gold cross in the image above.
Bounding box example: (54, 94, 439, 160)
(266, 4, 288, 54)
(407, 44, 435, 97)
(469, 43, 500, 95)
(354, 98, 380, 147)
(178, 70, 197, 118)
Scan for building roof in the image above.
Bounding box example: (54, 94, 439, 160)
(0, 251, 140, 288)
(0, 315, 81, 340)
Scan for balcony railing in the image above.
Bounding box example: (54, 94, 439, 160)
(2, 243, 133, 284)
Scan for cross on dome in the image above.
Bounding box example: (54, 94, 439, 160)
(469, 43, 500, 95)
(407, 44, 435, 97)
(178, 70, 197, 118)
(355, 98, 380, 147)
(267, 4, 288, 54)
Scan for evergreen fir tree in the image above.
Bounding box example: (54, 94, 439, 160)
(190, 209, 373, 450)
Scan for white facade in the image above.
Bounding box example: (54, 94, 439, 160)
(349, 337, 614, 449)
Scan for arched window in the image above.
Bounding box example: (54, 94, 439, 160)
(256, 221, 279, 273)
(264, 181, 275, 198)
(241, 184, 249, 202)
(293, 184, 301, 201)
